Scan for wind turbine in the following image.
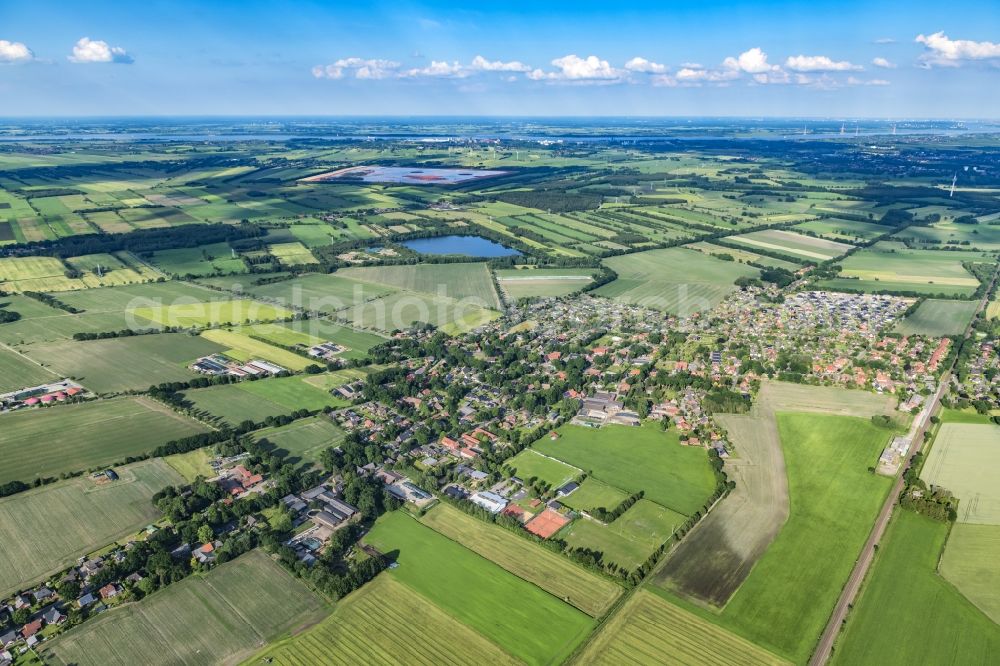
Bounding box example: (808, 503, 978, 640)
(840, 123, 846, 135)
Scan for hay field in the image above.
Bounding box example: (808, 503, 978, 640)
(0, 345, 58, 392)
(0, 459, 181, 597)
(22, 333, 224, 393)
(43, 550, 327, 666)
(832, 512, 1000, 665)
(594, 247, 758, 315)
(246, 574, 519, 666)
(922, 423, 1000, 524)
(420, 503, 622, 616)
(940, 523, 1000, 624)
(577, 590, 789, 666)
(0, 397, 206, 485)
(893, 299, 978, 336)
(364, 511, 593, 665)
(339, 262, 502, 309)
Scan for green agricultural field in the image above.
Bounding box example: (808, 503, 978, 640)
(147, 242, 248, 276)
(818, 243, 987, 296)
(246, 574, 520, 666)
(43, 550, 327, 666)
(420, 503, 622, 616)
(0, 459, 181, 597)
(594, 247, 758, 315)
(251, 415, 346, 463)
(239, 273, 395, 312)
(183, 374, 349, 425)
(127, 298, 293, 328)
(665, 413, 892, 663)
(238, 373, 353, 410)
(506, 448, 581, 488)
(364, 511, 594, 665)
(269, 241, 318, 265)
(339, 262, 502, 309)
(832, 511, 1000, 665)
(53, 280, 227, 312)
(560, 477, 630, 512)
(561, 499, 686, 571)
(940, 523, 1000, 624)
(793, 218, 889, 242)
(727, 229, 853, 261)
(22, 333, 224, 393)
(163, 447, 215, 483)
(243, 319, 386, 360)
(893, 220, 1000, 251)
(686, 241, 800, 270)
(496, 268, 595, 300)
(578, 589, 789, 666)
(892, 299, 978, 336)
(0, 346, 57, 392)
(534, 424, 717, 516)
(200, 328, 311, 370)
(0, 397, 206, 485)
(922, 423, 1000, 524)
(334, 289, 499, 335)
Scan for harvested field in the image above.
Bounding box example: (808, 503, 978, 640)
(922, 423, 1000, 524)
(43, 550, 326, 666)
(0, 459, 181, 597)
(577, 589, 789, 666)
(246, 575, 519, 666)
(420, 503, 621, 616)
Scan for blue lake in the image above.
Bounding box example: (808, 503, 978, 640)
(402, 235, 521, 257)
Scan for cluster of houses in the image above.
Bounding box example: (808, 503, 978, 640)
(572, 391, 640, 427)
(954, 338, 1000, 409)
(0, 380, 86, 412)
(278, 483, 360, 565)
(189, 354, 286, 378)
(218, 464, 267, 497)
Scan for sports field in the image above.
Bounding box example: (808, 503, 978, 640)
(534, 424, 717, 516)
(22, 333, 224, 393)
(559, 477, 630, 512)
(0, 397, 207, 485)
(922, 423, 1000, 524)
(562, 499, 685, 570)
(339, 262, 502, 309)
(0, 459, 182, 597)
(506, 448, 581, 488)
(127, 298, 293, 328)
(673, 413, 893, 663)
(577, 589, 789, 666)
(420, 503, 622, 616)
(832, 511, 1000, 665)
(364, 511, 594, 665)
(246, 574, 520, 666)
(940, 523, 1000, 624)
(200, 328, 312, 370)
(251, 415, 346, 463)
(892, 299, 978, 336)
(594, 247, 758, 315)
(43, 550, 327, 666)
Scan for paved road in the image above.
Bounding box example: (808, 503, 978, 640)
(809, 268, 998, 665)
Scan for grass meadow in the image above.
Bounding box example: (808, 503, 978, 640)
(506, 448, 581, 488)
(939, 523, 1000, 624)
(251, 415, 346, 464)
(43, 550, 326, 666)
(0, 397, 206, 485)
(419, 503, 622, 617)
(0, 346, 57, 392)
(534, 424, 717, 516)
(364, 511, 594, 665)
(0, 459, 181, 597)
(578, 590, 789, 666)
(893, 299, 978, 336)
(832, 512, 1000, 665)
(561, 499, 686, 571)
(245, 574, 520, 666)
(339, 262, 502, 309)
(127, 298, 294, 328)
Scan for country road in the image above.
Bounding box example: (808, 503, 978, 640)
(809, 267, 999, 666)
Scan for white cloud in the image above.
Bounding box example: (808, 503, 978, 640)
(872, 57, 896, 69)
(0, 39, 33, 63)
(624, 56, 667, 74)
(916, 31, 1000, 66)
(723, 47, 777, 74)
(402, 60, 468, 78)
(784, 55, 862, 72)
(312, 58, 400, 79)
(469, 55, 531, 72)
(528, 54, 624, 82)
(68, 37, 133, 64)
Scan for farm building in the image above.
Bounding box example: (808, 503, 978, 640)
(470, 491, 508, 514)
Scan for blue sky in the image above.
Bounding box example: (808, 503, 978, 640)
(0, 0, 998, 117)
